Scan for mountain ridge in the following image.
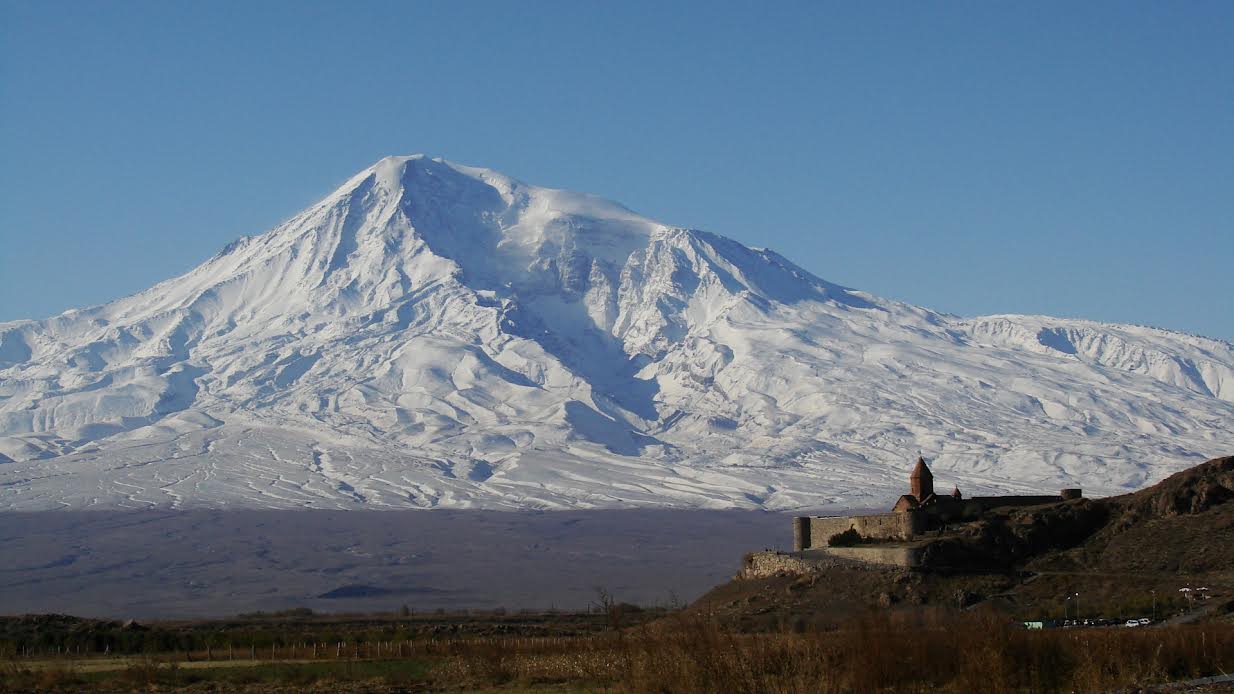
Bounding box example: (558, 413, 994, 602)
(1, 155, 1231, 510)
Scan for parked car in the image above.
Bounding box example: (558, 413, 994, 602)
(1137, 618, 1151, 626)
(1125, 619, 1141, 627)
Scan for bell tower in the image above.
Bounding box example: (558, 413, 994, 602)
(910, 456, 934, 500)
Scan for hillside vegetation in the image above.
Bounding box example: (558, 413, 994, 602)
(703, 455, 1234, 628)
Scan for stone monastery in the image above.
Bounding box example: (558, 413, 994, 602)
(792, 457, 1082, 552)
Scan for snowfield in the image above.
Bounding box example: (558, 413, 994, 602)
(1, 155, 1231, 511)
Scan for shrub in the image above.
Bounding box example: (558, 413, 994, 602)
(828, 528, 863, 547)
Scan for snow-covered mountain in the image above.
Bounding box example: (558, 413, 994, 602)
(2, 155, 1231, 511)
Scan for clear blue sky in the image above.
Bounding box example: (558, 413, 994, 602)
(2, 1, 1231, 339)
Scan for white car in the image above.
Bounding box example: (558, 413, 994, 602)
(1137, 618, 1151, 626)
(1125, 619, 1141, 627)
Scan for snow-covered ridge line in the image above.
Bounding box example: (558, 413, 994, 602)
(963, 315, 1234, 402)
(971, 313, 1234, 349)
(1, 155, 1232, 510)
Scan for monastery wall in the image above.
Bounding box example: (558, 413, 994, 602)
(794, 512, 923, 550)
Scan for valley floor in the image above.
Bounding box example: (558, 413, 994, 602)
(0, 509, 787, 618)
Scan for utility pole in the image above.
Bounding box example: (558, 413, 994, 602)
(1151, 589, 1157, 621)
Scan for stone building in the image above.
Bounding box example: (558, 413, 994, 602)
(793, 457, 1082, 552)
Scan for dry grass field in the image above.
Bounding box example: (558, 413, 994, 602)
(3, 608, 1234, 692)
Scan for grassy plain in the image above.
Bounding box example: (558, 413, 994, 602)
(3, 608, 1234, 692)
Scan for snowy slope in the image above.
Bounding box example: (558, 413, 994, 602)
(1, 155, 1231, 511)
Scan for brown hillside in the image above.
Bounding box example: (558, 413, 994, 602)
(697, 455, 1234, 626)
(1035, 455, 1234, 574)
(1119, 455, 1234, 518)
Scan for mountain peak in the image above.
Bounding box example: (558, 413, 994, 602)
(336, 155, 657, 232)
(1, 158, 1232, 511)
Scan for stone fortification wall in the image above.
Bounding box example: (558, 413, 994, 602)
(740, 551, 834, 578)
(740, 547, 921, 578)
(970, 495, 1063, 511)
(824, 545, 923, 568)
(739, 550, 897, 578)
(795, 512, 923, 550)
